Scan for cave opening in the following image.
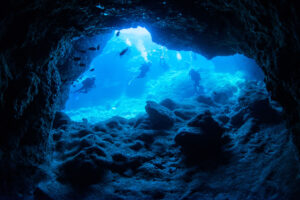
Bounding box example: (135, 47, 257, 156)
(63, 27, 264, 123)
(48, 27, 291, 198)
(2, 1, 300, 198)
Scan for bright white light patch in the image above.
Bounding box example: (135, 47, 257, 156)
(121, 26, 150, 36)
(137, 40, 148, 62)
(176, 52, 182, 60)
(126, 38, 132, 46)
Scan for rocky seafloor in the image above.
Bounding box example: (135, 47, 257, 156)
(30, 80, 300, 200)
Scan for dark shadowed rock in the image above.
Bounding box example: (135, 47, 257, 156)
(196, 95, 216, 106)
(212, 86, 236, 104)
(52, 130, 63, 142)
(175, 111, 228, 164)
(105, 116, 127, 130)
(231, 84, 283, 128)
(217, 115, 230, 124)
(57, 150, 108, 186)
(230, 109, 248, 128)
(145, 101, 176, 130)
(34, 187, 53, 200)
(188, 111, 225, 134)
(53, 123, 110, 186)
(248, 99, 283, 124)
(130, 141, 144, 151)
(53, 112, 71, 129)
(93, 122, 107, 132)
(160, 98, 178, 110)
(112, 153, 128, 162)
(175, 126, 223, 163)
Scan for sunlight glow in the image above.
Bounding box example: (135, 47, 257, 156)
(64, 27, 263, 123)
(176, 52, 182, 60)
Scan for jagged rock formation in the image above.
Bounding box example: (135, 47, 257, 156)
(39, 81, 300, 199)
(0, 0, 299, 197)
(145, 101, 176, 129)
(175, 111, 228, 165)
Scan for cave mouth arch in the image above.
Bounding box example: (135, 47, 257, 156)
(63, 27, 264, 123)
(1, 1, 300, 198)
(49, 28, 293, 199)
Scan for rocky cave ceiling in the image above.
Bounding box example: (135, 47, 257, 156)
(0, 0, 299, 195)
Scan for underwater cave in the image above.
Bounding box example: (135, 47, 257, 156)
(1, 1, 300, 200)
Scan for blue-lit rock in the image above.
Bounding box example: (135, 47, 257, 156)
(54, 126, 109, 186)
(160, 98, 178, 111)
(45, 79, 300, 199)
(231, 82, 283, 128)
(145, 101, 176, 130)
(53, 111, 71, 129)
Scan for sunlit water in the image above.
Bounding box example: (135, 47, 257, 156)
(64, 27, 264, 123)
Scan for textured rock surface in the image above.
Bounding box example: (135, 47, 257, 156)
(145, 101, 176, 129)
(35, 82, 300, 199)
(175, 111, 227, 165)
(0, 0, 300, 197)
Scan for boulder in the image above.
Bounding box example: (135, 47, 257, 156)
(188, 111, 225, 134)
(93, 122, 107, 132)
(175, 111, 227, 162)
(105, 116, 127, 130)
(248, 98, 283, 124)
(54, 126, 109, 186)
(231, 90, 283, 128)
(145, 101, 175, 130)
(212, 85, 237, 104)
(57, 148, 108, 186)
(52, 112, 71, 129)
(160, 98, 178, 111)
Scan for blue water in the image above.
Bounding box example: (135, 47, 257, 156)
(64, 27, 264, 123)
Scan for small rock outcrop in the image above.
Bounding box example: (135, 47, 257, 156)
(145, 101, 176, 130)
(231, 83, 283, 128)
(57, 149, 108, 186)
(53, 112, 71, 129)
(160, 98, 178, 111)
(175, 111, 227, 164)
(53, 128, 109, 186)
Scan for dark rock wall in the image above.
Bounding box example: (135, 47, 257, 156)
(0, 0, 299, 194)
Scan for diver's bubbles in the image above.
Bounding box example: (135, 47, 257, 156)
(176, 52, 182, 60)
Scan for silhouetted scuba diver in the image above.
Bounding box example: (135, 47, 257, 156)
(75, 77, 96, 93)
(137, 62, 151, 78)
(128, 62, 152, 85)
(119, 47, 129, 56)
(189, 69, 201, 93)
